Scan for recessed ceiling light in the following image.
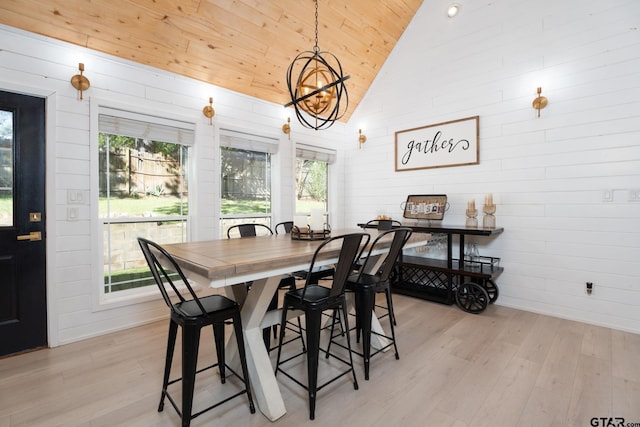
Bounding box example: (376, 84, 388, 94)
(447, 4, 460, 18)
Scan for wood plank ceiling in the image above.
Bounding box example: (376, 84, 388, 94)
(0, 0, 424, 122)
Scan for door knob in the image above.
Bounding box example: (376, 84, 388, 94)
(16, 231, 42, 241)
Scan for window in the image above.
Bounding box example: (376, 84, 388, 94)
(98, 107, 193, 295)
(219, 130, 278, 237)
(0, 110, 13, 227)
(295, 144, 335, 214)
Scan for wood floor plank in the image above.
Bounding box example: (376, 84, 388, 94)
(581, 324, 612, 361)
(433, 337, 519, 425)
(1, 295, 639, 426)
(612, 377, 640, 421)
(474, 356, 541, 427)
(566, 355, 613, 426)
(612, 329, 640, 383)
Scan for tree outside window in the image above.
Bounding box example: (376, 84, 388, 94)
(296, 158, 327, 213)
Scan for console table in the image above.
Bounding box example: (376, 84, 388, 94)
(393, 224, 503, 313)
(357, 223, 504, 313)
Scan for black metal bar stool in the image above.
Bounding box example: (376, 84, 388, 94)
(274, 232, 369, 420)
(138, 237, 255, 427)
(329, 228, 413, 380)
(227, 223, 305, 352)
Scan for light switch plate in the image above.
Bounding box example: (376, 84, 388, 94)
(67, 207, 79, 220)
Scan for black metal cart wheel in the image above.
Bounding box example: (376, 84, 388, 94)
(484, 279, 499, 304)
(456, 282, 490, 314)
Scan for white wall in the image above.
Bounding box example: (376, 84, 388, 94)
(0, 24, 348, 345)
(346, 0, 640, 333)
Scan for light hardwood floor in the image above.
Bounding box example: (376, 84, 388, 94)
(1, 295, 639, 427)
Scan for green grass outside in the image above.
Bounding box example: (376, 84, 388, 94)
(100, 196, 187, 217)
(104, 266, 156, 293)
(221, 199, 270, 215)
(100, 196, 283, 216)
(2, 195, 324, 217)
(0, 195, 12, 210)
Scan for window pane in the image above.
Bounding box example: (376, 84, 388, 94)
(221, 147, 271, 215)
(99, 128, 189, 294)
(0, 110, 13, 227)
(103, 220, 186, 293)
(296, 158, 327, 213)
(221, 217, 272, 239)
(99, 135, 188, 218)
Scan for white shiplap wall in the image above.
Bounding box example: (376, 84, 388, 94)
(0, 24, 347, 345)
(346, 0, 640, 332)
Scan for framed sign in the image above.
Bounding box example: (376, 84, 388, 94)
(402, 194, 448, 220)
(395, 116, 479, 171)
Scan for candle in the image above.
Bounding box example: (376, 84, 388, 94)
(485, 193, 493, 206)
(294, 215, 308, 228)
(310, 209, 324, 231)
(468, 199, 475, 210)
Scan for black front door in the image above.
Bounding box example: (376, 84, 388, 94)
(0, 90, 47, 357)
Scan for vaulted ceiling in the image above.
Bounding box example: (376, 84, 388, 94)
(0, 0, 424, 121)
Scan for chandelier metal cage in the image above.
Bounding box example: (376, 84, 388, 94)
(284, 0, 350, 130)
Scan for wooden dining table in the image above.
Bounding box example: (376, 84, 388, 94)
(163, 227, 430, 421)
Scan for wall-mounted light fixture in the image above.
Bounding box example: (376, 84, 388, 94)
(202, 97, 215, 125)
(70, 63, 90, 100)
(282, 117, 291, 139)
(447, 4, 460, 18)
(358, 129, 367, 149)
(532, 87, 548, 117)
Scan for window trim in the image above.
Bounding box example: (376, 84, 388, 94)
(296, 143, 337, 164)
(220, 128, 279, 153)
(91, 98, 196, 311)
(219, 131, 277, 238)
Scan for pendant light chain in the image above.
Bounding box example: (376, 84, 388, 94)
(313, 0, 319, 53)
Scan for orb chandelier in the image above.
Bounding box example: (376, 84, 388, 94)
(284, 0, 350, 130)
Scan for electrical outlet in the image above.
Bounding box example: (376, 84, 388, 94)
(586, 282, 593, 295)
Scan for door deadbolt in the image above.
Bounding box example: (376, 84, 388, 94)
(16, 231, 42, 241)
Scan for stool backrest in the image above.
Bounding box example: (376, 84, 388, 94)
(137, 237, 207, 316)
(359, 228, 413, 282)
(227, 223, 274, 239)
(275, 221, 294, 235)
(302, 232, 370, 299)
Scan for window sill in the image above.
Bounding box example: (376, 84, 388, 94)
(94, 285, 162, 312)
(93, 281, 208, 312)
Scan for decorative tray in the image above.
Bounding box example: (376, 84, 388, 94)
(291, 226, 331, 241)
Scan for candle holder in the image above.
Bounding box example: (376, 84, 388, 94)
(465, 208, 478, 228)
(483, 204, 496, 229)
(291, 225, 331, 241)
